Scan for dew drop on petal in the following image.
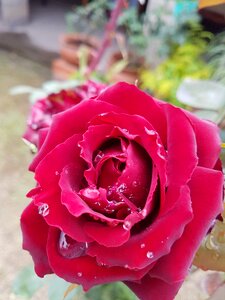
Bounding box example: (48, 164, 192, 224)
(117, 183, 127, 193)
(132, 181, 138, 187)
(146, 251, 154, 259)
(140, 243, 146, 249)
(77, 272, 83, 277)
(124, 264, 129, 269)
(123, 220, 131, 231)
(144, 127, 155, 136)
(55, 171, 59, 176)
(141, 208, 147, 218)
(58, 232, 88, 259)
(38, 203, 49, 217)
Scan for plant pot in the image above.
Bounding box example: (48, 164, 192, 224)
(52, 58, 78, 81)
(60, 33, 99, 66)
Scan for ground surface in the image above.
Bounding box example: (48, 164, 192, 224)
(0, 49, 50, 299)
(0, 49, 224, 300)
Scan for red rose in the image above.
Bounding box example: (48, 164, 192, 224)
(23, 80, 106, 147)
(21, 83, 223, 300)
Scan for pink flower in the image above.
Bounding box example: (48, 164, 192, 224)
(21, 82, 223, 300)
(23, 80, 106, 147)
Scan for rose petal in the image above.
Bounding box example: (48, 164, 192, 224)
(97, 82, 167, 144)
(30, 100, 123, 171)
(184, 110, 221, 168)
(162, 104, 198, 187)
(20, 201, 52, 277)
(125, 275, 183, 300)
(35, 133, 84, 187)
(47, 228, 152, 291)
(87, 185, 193, 269)
(84, 222, 130, 247)
(32, 186, 91, 242)
(149, 167, 224, 283)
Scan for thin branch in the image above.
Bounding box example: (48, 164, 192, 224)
(86, 0, 127, 77)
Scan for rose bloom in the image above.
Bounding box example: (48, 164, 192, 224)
(21, 83, 224, 300)
(23, 80, 106, 147)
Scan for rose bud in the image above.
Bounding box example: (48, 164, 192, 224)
(23, 80, 106, 148)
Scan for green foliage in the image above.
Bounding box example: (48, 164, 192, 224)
(147, 0, 212, 58)
(66, 0, 113, 34)
(140, 42, 213, 105)
(85, 282, 137, 300)
(13, 266, 137, 300)
(117, 7, 147, 56)
(206, 32, 225, 84)
(12, 266, 44, 299)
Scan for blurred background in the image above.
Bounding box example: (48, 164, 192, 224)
(0, 0, 225, 299)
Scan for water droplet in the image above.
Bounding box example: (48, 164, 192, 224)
(161, 240, 164, 244)
(145, 127, 155, 136)
(58, 232, 87, 259)
(132, 181, 139, 188)
(31, 123, 38, 130)
(123, 128, 129, 133)
(140, 243, 146, 249)
(38, 203, 49, 217)
(117, 183, 127, 193)
(94, 151, 104, 163)
(123, 220, 131, 231)
(141, 209, 147, 218)
(81, 188, 100, 199)
(124, 264, 129, 268)
(77, 272, 82, 277)
(55, 171, 59, 176)
(146, 251, 154, 259)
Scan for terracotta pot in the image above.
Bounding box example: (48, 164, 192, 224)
(108, 51, 144, 84)
(60, 33, 99, 66)
(51, 58, 78, 81)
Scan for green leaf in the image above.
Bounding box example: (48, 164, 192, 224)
(47, 275, 81, 300)
(86, 282, 137, 300)
(176, 79, 225, 110)
(12, 266, 44, 299)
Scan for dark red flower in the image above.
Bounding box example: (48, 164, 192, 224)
(23, 80, 106, 147)
(21, 82, 224, 300)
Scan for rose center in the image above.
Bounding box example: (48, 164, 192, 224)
(80, 138, 152, 219)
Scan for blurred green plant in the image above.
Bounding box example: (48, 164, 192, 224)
(117, 6, 147, 57)
(12, 266, 137, 300)
(206, 32, 225, 84)
(66, 0, 113, 34)
(140, 42, 213, 104)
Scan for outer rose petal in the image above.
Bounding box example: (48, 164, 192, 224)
(30, 100, 123, 171)
(35, 133, 84, 187)
(96, 82, 167, 144)
(182, 110, 221, 168)
(87, 185, 193, 269)
(47, 228, 152, 291)
(125, 274, 183, 300)
(149, 167, 224, 283)
(33, 186, 92, 242)
(20, 201, 52, 276)
(161, 104, 198, 187)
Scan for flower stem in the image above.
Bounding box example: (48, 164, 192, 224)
(85, 0, 127, 77)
